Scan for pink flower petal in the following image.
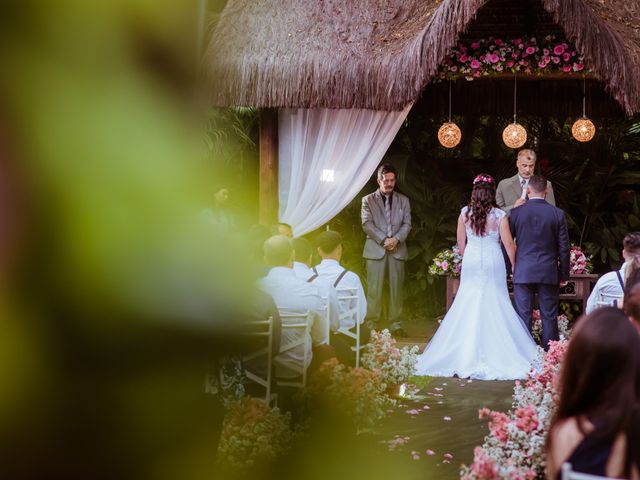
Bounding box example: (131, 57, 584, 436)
(443, 416, 452, 421)
(423, 405, 430, 410)
(444, 453, 454, 460)
(426, 449, 435, 455)
(434, 387, 443, 391)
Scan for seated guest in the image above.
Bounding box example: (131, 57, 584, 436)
(292, 237, 340, 333)
(258, 235, 331, 378)
(312, 230, 369, 364)
(586, 232, 640, 313)
(623, 267, 640, 334)
(546, 307, 640, 479)
(276, 222, 293, 238)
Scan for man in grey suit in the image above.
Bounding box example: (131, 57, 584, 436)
(361, 164, 411, 333)
(496, 149, 556, 214)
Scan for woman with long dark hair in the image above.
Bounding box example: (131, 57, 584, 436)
(415, 174, 537, 379)
(546, 307, 640, 479)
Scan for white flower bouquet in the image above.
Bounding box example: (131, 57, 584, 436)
(361, 329, 419, 388)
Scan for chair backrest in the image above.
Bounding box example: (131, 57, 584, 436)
(319, 294, 331, 344)
(595, 291, 624, 309)
(336, 286, 359, 330)
(561, 463, 615, 480)
(335, 287, 363, 367)
(241, 316, 275, 404)
(274, 310, 313, 388)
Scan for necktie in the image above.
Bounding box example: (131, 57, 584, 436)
(384, 196, 392, 237)
(520, 179, 527, 199)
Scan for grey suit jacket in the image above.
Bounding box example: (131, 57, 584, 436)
(361, 190, 411, 260)
(496, 174, 556, 214)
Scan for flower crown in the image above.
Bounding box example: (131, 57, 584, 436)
(473, 174, 494, 185)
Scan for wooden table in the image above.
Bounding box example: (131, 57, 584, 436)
(445, 274, 598, 312)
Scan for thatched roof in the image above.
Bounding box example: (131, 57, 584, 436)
(204, 0, 640, 115)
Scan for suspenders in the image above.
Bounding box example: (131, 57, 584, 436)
(616, 270, 625, 290)
(307, 267, 349, 288)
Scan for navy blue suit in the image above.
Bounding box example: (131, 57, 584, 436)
(509, 198, 570, 349)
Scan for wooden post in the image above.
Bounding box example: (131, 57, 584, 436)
(259, 109, 279, 226)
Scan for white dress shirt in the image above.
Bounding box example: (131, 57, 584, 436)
(312, 259, 367, 330)
(585, 262, 627, 314)
(293, 262, 340, 331)
(258, 267, 328, 377)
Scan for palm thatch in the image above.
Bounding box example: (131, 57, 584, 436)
(204, 0, 640, 114)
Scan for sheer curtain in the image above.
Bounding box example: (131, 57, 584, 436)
(278, 106, 411, 236)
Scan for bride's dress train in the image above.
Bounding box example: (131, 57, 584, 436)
(415, 207, 537, 380)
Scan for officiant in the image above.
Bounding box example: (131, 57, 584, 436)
(496, 149, 556, 214)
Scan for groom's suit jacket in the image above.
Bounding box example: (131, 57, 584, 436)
(496, 174, 555, 214)
(509, 198, 570, 285)
(361, 190, 411, 260)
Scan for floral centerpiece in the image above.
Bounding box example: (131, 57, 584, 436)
(308, 358, 392, 429)
(569, 244, 593, 275)
(436, 35, 587, 82)
(531, 310, 571, 343)
(361, 329, 419, 389)
(429, 245, 463, 277)
(460, 340, 569, 479)
(217, 397, 298, 470)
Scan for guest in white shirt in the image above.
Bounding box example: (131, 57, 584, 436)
(292, 237, 340, 332)
(586, 232, 640, 314)
(258, 235, 332, 378)
(312, 231, 369, 364)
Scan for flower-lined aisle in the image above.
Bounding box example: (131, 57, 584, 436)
(461, 340, 569, 479)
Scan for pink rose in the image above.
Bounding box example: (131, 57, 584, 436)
(511, 52, 520, 59)
(441, 261, 449, 271)
(459, 54, 468, 63)
(574, 63, 585, 71)
(552, 56, 560, 64)
(518, 43, 524, 49)
(471, 42, 480, 50)
(494, 39, 504, 46)
(562, 65, 572, 72)
(495, 64, 504, 71)
(506, 60, 514, 68)
(450, 66, 458, 72)
(473, 70, 481, 77)
(563, 52, 571, 62)
(538, 60, 547, 68)
(554, 45, 565, 55)
(479, 55, 486, 62)
(526, 46, 536, 55)
(489, 53, 499, 63)
(513, 38, 522, 45)
(470, 59, 481, 69)
(543, 48, 550, 56)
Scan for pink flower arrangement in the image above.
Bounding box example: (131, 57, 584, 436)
(429, 245, 463, 277)
(461, 339, 570, 479)
(569, 245, 593, 275)
(437, 35, 587, 82)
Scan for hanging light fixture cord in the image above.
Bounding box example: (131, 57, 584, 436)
(513, 76, 517, 123)
(582, 77, 586, 118)
(448, 79, 452, 122)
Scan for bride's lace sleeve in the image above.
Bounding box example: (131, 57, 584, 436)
(485, 208, 505, 235)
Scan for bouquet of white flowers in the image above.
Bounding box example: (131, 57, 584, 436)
(361, 329, 419, 388)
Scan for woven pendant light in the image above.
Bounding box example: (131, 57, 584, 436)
(438, 80, 462, 148)
(503, 76, 527, 149)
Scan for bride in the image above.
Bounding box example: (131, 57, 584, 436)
(415, 174, 537, 380)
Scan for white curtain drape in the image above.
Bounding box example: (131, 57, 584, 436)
(278, 106, 411, 236)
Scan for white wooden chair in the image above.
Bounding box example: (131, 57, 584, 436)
(241, 316, 277, 405)
(319, 294, 331, 345)
(335, 287, 365, 367)
(561, 463, 614, 480)
(595, 291, 624, 309)
(274, 310, 313, 388)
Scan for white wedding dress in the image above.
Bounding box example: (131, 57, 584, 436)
(415, 207, 538, 380)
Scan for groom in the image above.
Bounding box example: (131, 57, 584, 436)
(509, 175, 570, 350)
